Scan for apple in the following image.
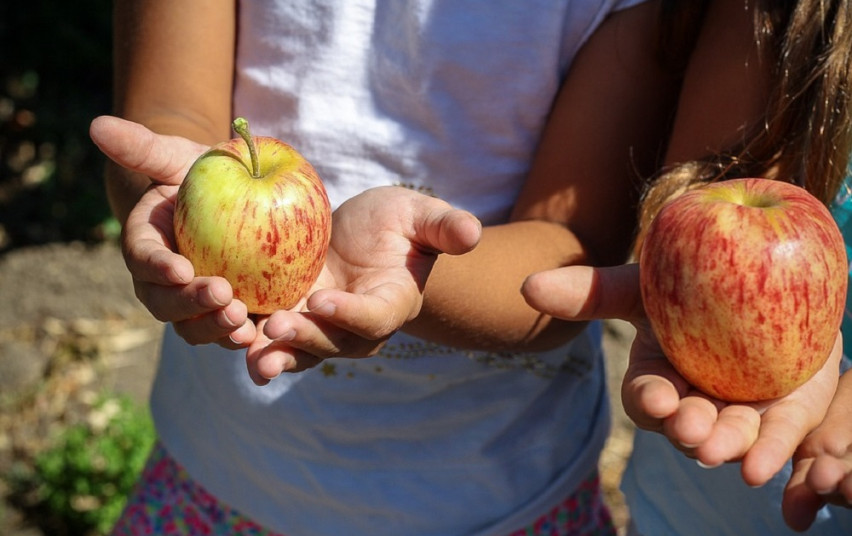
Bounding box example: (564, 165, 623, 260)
(639, 178, 847, 402)
(173, 117, 332, 314)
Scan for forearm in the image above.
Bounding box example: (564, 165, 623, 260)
(402, 2, 675, 352)
(108, 0, 235, 223)
(403, 219, 592, 352)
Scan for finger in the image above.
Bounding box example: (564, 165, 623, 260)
(264, 308, 390, 358)
(742, 348, 841, 487)
(692, 404, 761, 468)
(90, 115, 207, 185)
(741, 405, 812, 487)
(806, 455, 851, 496)
(226, 317, 258, 347)
(246, 324, 324, 384)
(122, 189, 194, 285)
(250, 346, 325, 382)
(521, 264, 644, 322)
(798, 423, 852, 461)
(136, 277, 236, 323)
(410, 202, 482, 255)
(621, 339, 689, 430)
(662, 394, 722, 452)
(125, 239, 195, 286)
(783, 457, 825, 532)
(171, 301, 250, 346)
(622, 373, 681, 431)
(305, 286, 414, 339)
(189, 323, 255, 351)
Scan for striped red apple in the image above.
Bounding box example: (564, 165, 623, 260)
(639, 178, 847, 402)
(174, 118, 331, 314)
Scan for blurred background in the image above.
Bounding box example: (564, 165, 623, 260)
(0, 2, 636, 535)
(1, 3, 161, 535)
(1, 0, 116, 252)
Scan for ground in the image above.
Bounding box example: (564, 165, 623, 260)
(0, 241, 636, 535)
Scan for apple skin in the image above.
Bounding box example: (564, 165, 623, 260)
(174, 133, 332, 315)
(639, 178, 847, 402)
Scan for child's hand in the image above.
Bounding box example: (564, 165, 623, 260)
(244, 186, 482, 384)
(522, 263, 840, 487)
(89, 116, 257, 348)
(783, 369, 852, 531)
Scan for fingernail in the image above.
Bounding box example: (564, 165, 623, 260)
(310, 301, 336, 317)
(207, 285, 230, 308)
(274, 329, 296, 342)
(679, 442, 699, 449)
(228, 322, 251, 345)
(220, 309, 241, 328)
(696, 460, 723, 470)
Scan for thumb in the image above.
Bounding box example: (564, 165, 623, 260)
(413, 202, 482, 256)
(89, 115, 208, 185)
(521, 263, 644, 322)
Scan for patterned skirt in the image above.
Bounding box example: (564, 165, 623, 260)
(111, 442, 615, 536)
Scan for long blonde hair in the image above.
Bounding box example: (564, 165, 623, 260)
(636, 0, 852, 252)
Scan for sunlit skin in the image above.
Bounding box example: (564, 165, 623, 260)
(174, 119, 332, 314)
(640, 178, 847, 402)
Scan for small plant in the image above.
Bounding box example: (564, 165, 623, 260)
(32, 394, 155, 535)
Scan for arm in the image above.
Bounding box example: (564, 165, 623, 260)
(110, 0, 235, 221)
(91, 116, 483, 386)
(619, 0, 841, 486)
(404, 1, 677, 352)
(96, 0, 483, 382)
(659, 0, 770, 164)
(249, 1, 682, 379)
(258, 0, 680, 366)
(524, 0, 842, 489)
(103, 0, 254, 347)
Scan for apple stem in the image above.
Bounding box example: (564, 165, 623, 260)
(232, 117, 260, 179)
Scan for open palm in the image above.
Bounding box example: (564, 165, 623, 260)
(247, 186, 481, 383)
(522, 263, 840, 487)
(91, 116, 482, 385)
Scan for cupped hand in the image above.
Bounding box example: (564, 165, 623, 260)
(782, 370, 852, 531)
(89, 116, 256, 347)
(245, 186, 482, 384)
(521, 263, 840, 487)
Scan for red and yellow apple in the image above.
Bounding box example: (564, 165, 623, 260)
(639, 178, 847, 402)
(173, 118, 332, 314)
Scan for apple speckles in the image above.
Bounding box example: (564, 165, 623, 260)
(640, 178, 846, 402)
(174, 119, 332, 314)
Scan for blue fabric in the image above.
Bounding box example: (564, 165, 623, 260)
(829, 174, 852, 367)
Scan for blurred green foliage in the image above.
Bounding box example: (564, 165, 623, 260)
(0, 0, 115, 252)
(16, 395, 155, 536)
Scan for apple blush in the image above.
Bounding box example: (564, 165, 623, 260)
(639, 178, 847, 402)
(173, 118, 332, 314)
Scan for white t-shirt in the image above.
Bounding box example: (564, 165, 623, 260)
(151, 1, 646, 535)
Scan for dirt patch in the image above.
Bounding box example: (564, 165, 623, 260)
(0, 242, 163, 534)
(0, 241, 635, 535)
